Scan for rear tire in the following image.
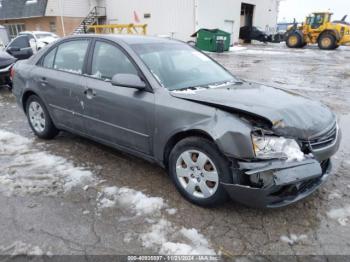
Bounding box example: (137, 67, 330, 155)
(318, 33, 337, 50)
(26, 95, 59, 139)
(168, 137, 233, 207)
(286, 32, 304, 48)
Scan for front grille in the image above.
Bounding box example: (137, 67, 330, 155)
(303, 124, 337, 151)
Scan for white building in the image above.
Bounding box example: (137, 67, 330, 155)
(105, 0, 281, 43)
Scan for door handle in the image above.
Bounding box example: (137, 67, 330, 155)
(39, 77, 48, 85)
(84, 88, 96, 99)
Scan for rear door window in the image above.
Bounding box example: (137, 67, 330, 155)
(53, 40, 89, 74)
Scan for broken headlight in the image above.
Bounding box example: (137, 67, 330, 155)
(252, 134, 305, 161)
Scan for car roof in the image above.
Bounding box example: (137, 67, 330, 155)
(60, 34, 182, 45)
(312, 12, 333, 15)
(20, 31, 55, 34)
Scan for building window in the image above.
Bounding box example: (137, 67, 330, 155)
(4, 24, 26, 39)
(49, 21, 56, 33)
(25, 0, 38, 4)
(0, 0, 3, 8)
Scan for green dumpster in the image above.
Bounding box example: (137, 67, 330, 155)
(191, 29, 231, 53)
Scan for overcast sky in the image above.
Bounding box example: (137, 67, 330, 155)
(278, 0, 350, 22)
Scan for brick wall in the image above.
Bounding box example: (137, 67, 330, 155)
(0, 16, 83, 37)
(55, 16, 83, 36)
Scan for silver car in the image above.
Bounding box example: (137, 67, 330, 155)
(12, 35, 341, 208)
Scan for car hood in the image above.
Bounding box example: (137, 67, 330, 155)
(38, 37, 57, 44)
(0, 51, 16, 69)
(170, 82, 336, 139)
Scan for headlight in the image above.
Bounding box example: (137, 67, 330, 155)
(252, 134, 305, 161)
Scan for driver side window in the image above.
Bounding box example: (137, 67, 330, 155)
(311, 14, 323, 29)
(90, 41, 138, 80)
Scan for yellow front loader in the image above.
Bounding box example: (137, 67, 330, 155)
(286, 12, 350, 50)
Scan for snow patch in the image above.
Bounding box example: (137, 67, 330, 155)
(141, 220, 216, 255)
(229, 45, 247, 52)
(97, 186, 165, 216)
(280, 234, 307, 245)
(327, 206, 350, 226)
(172, 87, 206, 95)
(0, 129, 215, 255)
(0, 130, 94, 196)
(0, 241, 48, 256)
(172, 89, 197, 95)
(166, 208, 177, 215)
(328, 190, 342, 200)
(238, 49, 286, 56)
(96, 186, 215, 255)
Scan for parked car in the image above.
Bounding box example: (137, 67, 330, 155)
(5, 35, 34, 60)
(0, 25, 10, 48)
(0, 51, 16, 88)
(12, 35, 341, 208)
(19, 31, 59, 51)
(0, 35, 33, 89)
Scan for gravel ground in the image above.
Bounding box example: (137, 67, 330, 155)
(0, 43, 350, 259)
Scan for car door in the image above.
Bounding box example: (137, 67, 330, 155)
(6, 35, 33, 60)
(82, 40, 155, 155)
(32, 39, 90, 131)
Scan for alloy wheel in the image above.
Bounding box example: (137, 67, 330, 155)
(28, 101, 46, 133)
(175, 150, 219, 199)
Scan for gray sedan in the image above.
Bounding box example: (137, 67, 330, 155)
(12, 35, 341, 208)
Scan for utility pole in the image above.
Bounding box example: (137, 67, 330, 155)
(59, 0, 66, 36)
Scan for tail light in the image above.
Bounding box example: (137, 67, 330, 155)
(10, 66, 15, 80)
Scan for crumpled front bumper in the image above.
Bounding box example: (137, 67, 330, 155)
(222, 158, 332, 208)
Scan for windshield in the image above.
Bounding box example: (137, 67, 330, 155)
(132, 43, 237, 90)
(35, 33, 56, 39)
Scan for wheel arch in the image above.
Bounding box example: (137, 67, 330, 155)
(163, 129, 215, 168)
(22, 90, 37, 112)
(318, 29, 340, 41)
(22, 90, 46, 113)
(286, 29, 304, 39)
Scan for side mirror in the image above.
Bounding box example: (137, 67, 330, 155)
(22, 48, 34, 59)
(111, 74, 146, 90)
(7, 46, 20, 52)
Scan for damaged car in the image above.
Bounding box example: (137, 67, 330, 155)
(12, 35, 341, 208)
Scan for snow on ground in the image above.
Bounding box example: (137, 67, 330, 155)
(0, 129, 94, 196)
(0, 241, 50, 256)
(0, 129, 215, 255)
(229, 45, 247, 52)
(97, 186, 165, 216)
(237, 49, 286, 56)
(280, 234, 307, 245)
(141, 220, 215, 255)
(327, 206, 350, 226)
(97, 185, 216, 254)
(328, 190, 343, 200)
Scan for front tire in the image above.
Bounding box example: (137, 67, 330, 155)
(26, 95, 59, 139)
(286, 32, 304, 48)
(168, 137, 233, 207)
